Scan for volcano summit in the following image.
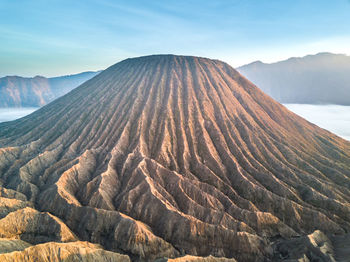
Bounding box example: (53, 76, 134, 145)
(0, 55, 350, 261)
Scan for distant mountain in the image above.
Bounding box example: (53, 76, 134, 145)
(237, 52, 350, 105)
(0, 71, 100, 107)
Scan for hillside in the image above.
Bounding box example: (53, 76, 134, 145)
(0, 55, 350, 261)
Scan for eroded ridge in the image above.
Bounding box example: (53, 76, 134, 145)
(0, 55, 350, 261)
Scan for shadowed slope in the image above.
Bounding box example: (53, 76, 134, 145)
(0, 55, 350, 261)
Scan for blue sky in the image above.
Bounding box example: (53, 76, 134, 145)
(1, 0, 350, 77)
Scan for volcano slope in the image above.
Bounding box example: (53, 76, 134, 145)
(0, 55, 350, 261)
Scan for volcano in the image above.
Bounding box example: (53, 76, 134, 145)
(0, 55, 350, 261)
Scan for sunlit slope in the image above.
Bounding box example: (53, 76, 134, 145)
(0, 55, 350, 261)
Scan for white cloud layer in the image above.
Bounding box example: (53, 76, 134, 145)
(284, 104, 350, 141)
(0, 108, 39, 123)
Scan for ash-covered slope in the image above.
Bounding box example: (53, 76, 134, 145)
(0, 55, 350, 261)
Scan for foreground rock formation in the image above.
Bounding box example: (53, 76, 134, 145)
(0, 55, 350, 261)
(0, 240, 131, 262)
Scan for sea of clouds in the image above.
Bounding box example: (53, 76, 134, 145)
(284, 104, 350, 141)
(0, 108, 39, 123)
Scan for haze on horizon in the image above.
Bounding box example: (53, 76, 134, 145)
(1, 0, 350, 77)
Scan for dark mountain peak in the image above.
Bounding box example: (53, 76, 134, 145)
(313, 52, 349, 58)
(285, 52, 347, 63)
(2, 75, 30, 80)
(314, 51, 336, 56)
(239, 60, 265, 68)
(33, 75, 46, 79)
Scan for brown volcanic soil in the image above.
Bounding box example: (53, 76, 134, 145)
(0, 55, 350, 261)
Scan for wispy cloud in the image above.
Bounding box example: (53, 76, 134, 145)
(1, 0, 350, 76)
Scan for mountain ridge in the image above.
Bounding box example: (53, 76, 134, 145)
(0, 71, 101, 107)
(0, 54, 350, 261)
(237, 52, 350, 105)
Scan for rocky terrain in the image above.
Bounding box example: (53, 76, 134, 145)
(0, 55, 350, 261)
(0, 71, 99, 107)
(237, 52, 350, 105)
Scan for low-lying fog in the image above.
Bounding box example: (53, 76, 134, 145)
(0, 105, 349, 142)
(284, 104, 350, 141)
(0, 108, 39, 123)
